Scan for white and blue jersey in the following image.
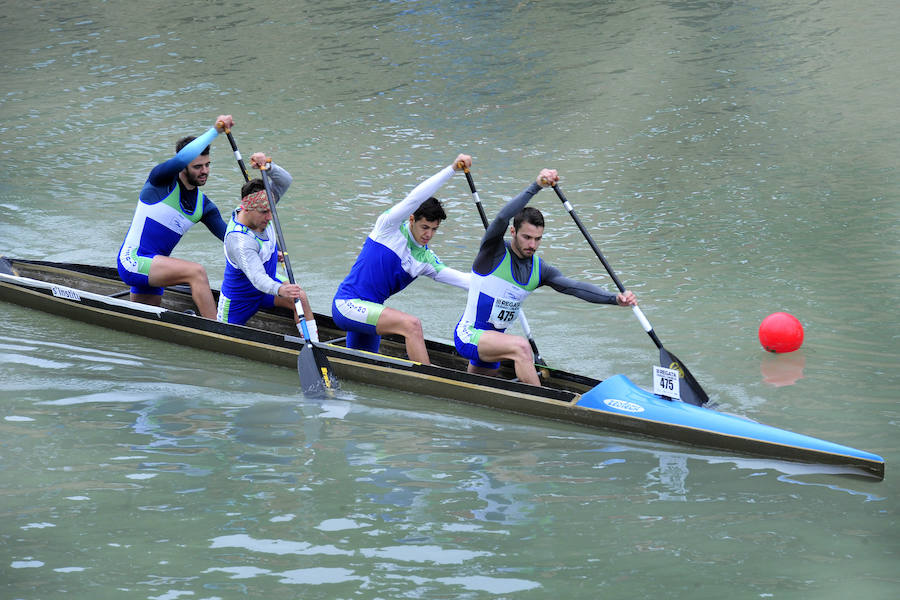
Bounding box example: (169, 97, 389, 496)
(332, 164, 469, 352)
(334, 165, 469, 304)
(454, 181, 618, 367)
(459, 246, 541, 335)
(217, 163, 293, 325)
(217, 217, 281, 325)
(116, 127, 226, 294)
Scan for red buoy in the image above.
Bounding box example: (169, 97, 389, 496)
(759, 312, 804, 353)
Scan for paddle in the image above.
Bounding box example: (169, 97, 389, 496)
(259, 162, 336, 396)
(222, 126, 250, 183)
(461, 166, 548, 367)
(551, 184, 709, 406)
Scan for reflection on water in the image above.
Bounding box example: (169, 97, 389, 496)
(3, 339, 891, 597)
(651, 454, 689, 502)
(759, 350, 806, 387)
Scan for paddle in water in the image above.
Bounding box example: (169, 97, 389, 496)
(551, 184, 709, 406)
(259, 162, 337, 396)
(460, 165, 548, 368)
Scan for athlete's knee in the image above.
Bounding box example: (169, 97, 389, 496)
(400, 314, 424, 338)
(509, 336, 532, 362)
(185, 262, 210, 285)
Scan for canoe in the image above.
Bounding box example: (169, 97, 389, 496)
(0, 257, 885, 479)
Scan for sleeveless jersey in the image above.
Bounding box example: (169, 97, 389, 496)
(118, 184, 208, 272)
(460, 246, 541, 333)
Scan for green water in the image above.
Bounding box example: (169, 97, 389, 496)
(1, 1, 897, 598)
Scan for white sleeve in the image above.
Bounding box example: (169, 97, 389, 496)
(267, 162, 292, 205)
(371, 164, 456, 236)
(224, 232, 282, 297)
(433, 267, 470, 290)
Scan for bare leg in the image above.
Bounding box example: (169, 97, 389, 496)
(375, 306, 430, 364)
(296, 289, 313, 322)
(467, 363, 499, 377)
(130, 292, 163, 307)
(144, 256, 216, 319)
(274, 296, 300, 323)
(274, 289, 313, 324)
(469, 329, 539, 386)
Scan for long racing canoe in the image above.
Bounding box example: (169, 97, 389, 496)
(0, 257, 885, 479)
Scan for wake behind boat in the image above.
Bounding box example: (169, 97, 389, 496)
(0, 257, 885, 479)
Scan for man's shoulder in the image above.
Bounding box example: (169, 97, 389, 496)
(536, 256, 558, 283)
(409, 242, 444, 271)
(370, 208, 403, 234)
(199, 192, 219, 212)
(139, 175, 177, 201)
(227, 221, 255, 237)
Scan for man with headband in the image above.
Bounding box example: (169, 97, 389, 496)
(117, 115, 233, 318)
(217, 153, 319, 340)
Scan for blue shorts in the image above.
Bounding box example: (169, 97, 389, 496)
(332, 297, 384, 353)
(116, 252, 163, 296)
(454, 320, 501, 370)
(217, 292, 276, 326)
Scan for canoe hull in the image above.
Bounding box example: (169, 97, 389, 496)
(578, 375, 884, 474)
(0, 258, 884, 479)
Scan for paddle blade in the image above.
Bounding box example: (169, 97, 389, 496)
(297, 343, 337, 397)
(659, 346, 709, 406)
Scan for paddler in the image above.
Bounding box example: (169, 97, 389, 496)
(117, 115, 234, 318)
(331, 154, 472, 363)
(453, 168, 637, 385)
(216, 152, 318, 339)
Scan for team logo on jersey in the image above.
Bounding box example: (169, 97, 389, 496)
(171, 215, 186, 234)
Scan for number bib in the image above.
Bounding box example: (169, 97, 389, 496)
(488, 297, 521, 329)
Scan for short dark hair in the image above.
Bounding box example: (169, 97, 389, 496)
(241, 178, 265, 199)
(513, 206, 544, 230)
(175, 135, 211, 155)
(413, 197, 447, 222)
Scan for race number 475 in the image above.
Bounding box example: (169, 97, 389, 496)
(653, 365, 681, 400)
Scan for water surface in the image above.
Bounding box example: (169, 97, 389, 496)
(1, 1, 897, 598)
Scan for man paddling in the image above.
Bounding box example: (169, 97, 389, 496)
(332, 154, 472, 363)
(454, 169, 637, 385)
(216, 153, 318, 339)
(117, 115, 234, 318)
